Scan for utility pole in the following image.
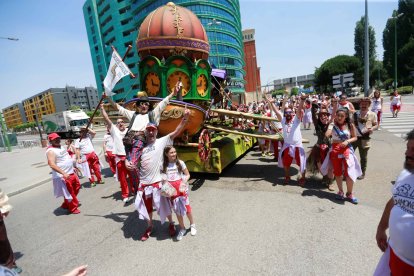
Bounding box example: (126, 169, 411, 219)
(389, 12, 404, 89)
(364, 0, 370, 97)
(0, 112, 11, 152)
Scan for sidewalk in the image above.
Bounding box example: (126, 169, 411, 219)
(0, 142, 105, 197)
(0, 146, 51, 197)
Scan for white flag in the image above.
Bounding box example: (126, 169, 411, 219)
(103, 50, 132, 96)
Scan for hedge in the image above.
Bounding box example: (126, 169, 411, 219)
(387, 86, 413, 95)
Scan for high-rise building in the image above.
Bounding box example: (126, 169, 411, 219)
(83, 0, 139, 102)
(243, 29, 261, 102)
(83, 0, 245, 101)
(22, 87, 99, 123)
(2, 103, 26, 129)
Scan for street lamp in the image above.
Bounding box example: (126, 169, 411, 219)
(207, 19, 221, 68)
(33, 96, 44, 143)
(388, 12, 404, 89)
(252, 55, 259, 101)
(364, 0, 370, 96)
(0, 37, 19, 41)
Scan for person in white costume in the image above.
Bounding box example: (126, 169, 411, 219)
(375, 129, 414, 275)
(46, 133, 81, 214)
(134, 108, 190, 241)
(390, 90, 402, 118)
(266, 92, 307, 186)
(161, 145, 197, 241)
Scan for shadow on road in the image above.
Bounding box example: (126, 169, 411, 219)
(14, 251, 23, 261)
(301, 176, 345, 205)
(87, 211, 174, 241)
(53, 207, 71, 216)
(101, 191, 123, 201)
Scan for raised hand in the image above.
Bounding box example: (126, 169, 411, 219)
(173, 81, 183, 96)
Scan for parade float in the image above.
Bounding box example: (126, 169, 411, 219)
(122, 2, 282, 174)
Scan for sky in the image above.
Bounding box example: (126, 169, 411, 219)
(0, 0, 398, 110)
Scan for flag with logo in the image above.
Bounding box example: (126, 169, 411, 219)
(103, 50, 132, 96)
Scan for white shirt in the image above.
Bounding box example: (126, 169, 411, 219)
(329, 124, 351, 141)
(371, 98, 382, 112)
(46, 146, 74, 179)
(389, 170, 414, 266)
(391, 95, 401, 106)
(166, 160, 187, 182)
(282, 117, 302, 145)
(140, 135, 173, 185)
(103, 134, 114, 153)
(117, 97, 170, 131)
(109, 125, 127, 156)
(74, 134, 95, 155)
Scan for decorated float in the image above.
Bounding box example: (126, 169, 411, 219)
(121, 2, 282, 173)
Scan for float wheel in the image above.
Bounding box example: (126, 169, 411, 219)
(198, 129, 211, 162)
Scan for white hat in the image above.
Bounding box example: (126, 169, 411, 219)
(0, 189, 12, 214)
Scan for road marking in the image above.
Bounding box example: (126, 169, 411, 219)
(381, 111, 414, 138)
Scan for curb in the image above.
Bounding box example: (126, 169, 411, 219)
(8, 178, 51, 197)
(7, 149, 105, 198)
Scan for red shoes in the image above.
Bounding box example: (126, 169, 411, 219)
(141, 226, 153, 241)
(169, 223, 176, 237)
(71, 209, 81, 214)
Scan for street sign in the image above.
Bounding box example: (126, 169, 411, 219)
(332, 75, 341, 79)
(343, 77, 354, 83)
(348, 82, 355, 87)
(333, 79, 341, 85)
(342, 73, 354, 78)
(333, 84, 342, 89)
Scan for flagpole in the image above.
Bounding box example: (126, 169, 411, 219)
(80, 46, 134, 141)
(111, 45, 136, 78)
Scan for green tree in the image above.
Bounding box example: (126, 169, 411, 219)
(314, 55, 362, 93)
(290, 87, 299, 96)
(354, 16, 377, 64)
(370, 60, 388, 88)
(69, 105, 81, 110)
(86, 110, 100, 118)
(383, 2, 414, 87)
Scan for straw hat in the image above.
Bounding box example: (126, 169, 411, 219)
(0, 188, 12, 214)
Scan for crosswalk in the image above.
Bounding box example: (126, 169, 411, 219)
(380, 111, 414, 138)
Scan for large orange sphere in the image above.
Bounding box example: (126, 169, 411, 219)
(136, 2, 210, 60)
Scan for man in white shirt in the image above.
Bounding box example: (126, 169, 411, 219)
(103, 126, 116, 175)
(46, 133, 81, 214)
(135, 108, 190, 241)
(375, 129, 414, 275)
(75, 128, 103, 187)
(266, 93, 307, 186)
(100, 104, 136, 204)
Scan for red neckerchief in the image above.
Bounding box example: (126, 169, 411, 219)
(285, 116, 294, 133)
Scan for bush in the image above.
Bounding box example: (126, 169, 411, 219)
(387, 86, 413, 95)
(291, 87, 299, 96)
(271, 89, 285, 97)
(14, 122, 37, 131)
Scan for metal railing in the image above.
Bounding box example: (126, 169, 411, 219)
(18, 140, 40, 148)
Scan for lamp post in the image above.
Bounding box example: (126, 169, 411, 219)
(389, 12, 404, 89)
(33, 96, 44, 143)
(207, 19, 221, 68)
(0, 112, 11, 152)
(252, 55, 259, 102)
(364, 0, 370, 96)
(0, 37, 19, 41)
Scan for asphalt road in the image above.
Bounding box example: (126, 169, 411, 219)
(4, 95, 412, 276)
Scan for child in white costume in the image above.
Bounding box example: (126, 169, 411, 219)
(161, 145, 197, 241)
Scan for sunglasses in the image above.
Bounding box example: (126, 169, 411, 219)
(284, 111, 293, 115)
(139, 102, 150, 107)
(116, 121, 124, 124)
